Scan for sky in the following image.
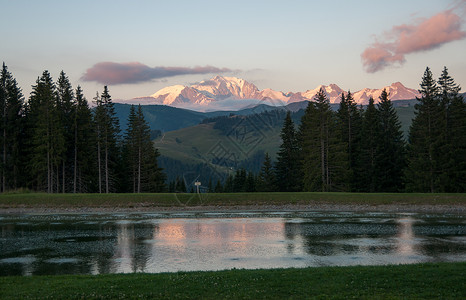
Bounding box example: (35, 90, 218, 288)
(1, 0, 465, 101)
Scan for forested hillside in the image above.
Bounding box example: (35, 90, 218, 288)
(1, 63, 464, 194)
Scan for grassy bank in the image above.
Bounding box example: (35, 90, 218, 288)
(0, 263, 464, 299)
(0, 192, 465, 208)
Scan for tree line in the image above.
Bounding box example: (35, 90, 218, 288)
(205, 67, 465, 193)
(0, 63, 166, 193)
(2, 64, 463, 194)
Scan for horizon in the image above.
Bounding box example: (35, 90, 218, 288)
(1, 0, 465, 101)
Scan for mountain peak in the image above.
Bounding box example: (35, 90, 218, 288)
(151, 85, 186, 98)
(391, 82, 406, 88)
(125, 76, 420, 111)
(193, 76, 259, 99)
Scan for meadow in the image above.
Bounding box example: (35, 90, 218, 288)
(0, 263, 464, 299)
(0, 192, 465, 209)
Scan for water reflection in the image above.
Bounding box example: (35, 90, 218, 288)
(0, 212, 465, 276)
(395, 217, 421, 261)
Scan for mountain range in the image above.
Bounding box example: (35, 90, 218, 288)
(120, 76, 421, 111)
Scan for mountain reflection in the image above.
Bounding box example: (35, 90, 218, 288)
(0, 213, 464, 275)
(395, 217, 421, 261)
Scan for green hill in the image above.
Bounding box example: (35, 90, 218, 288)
(153, 104, 415, 182)
(114, 103, 208, 132)
(111, 101, 416, 182)
(113, 103, 282, 133)
(154, 122, 282, 183)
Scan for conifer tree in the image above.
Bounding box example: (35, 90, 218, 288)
(93, 86, 120, 193)
(168, 180, 176, 193)
(357, 97, 380, 192)
(223, 174, 234, 193)
(72, 86, 94, 193)
(245, 171, 256, 192)
(275, 111, 300, 192)
(207, 178, 213, 193)
(257, 152, 276, 192)
(214, 179, 223, 193)
(124, 105, 138, 192)
(298, 89, 348, 192)
(27, 71, 65, 192)
(336, 91, 362, 190)
(437, 67, 466, 192)
(405, 67, 442, 192)
(56, 71, 74, 193)
(0, 64, 8, 192)
(0, 63, 24, 191)
(124, 105, 166, 192)
(375, 89, 405, 192)
(233, 168, 247, 192)
(175, 176, 187, 193)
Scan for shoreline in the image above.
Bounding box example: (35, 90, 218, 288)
(1, 203, 465, 214)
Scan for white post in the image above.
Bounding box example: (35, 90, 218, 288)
(195, 181, 201, 194)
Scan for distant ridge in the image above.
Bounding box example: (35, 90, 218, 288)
(118, 76, 421, 111)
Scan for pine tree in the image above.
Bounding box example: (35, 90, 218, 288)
(56, 71, 74, 193)
(27, 71, 64, 192)
(147, 147, 167, 192)
(207, 178, 213, 193)
(223, 174, 234, 193)
(298, 89, 348, 192)
(124, 105, 138, 192)
(405, 67, 442, 192)
(257, 152, 276, 192)
(245, 171, 256, 192)
(357, 97, 380, 192)
(123, 105, 166, 193)
(175, 176, 187, 193)
(275, 111, 300, 192)
(168, 180, 176, 193)
(437, 67, 466, 192)
(72, 86, 94, 193)
(214, 179, 223, 193)
(0, 63, 25, 191)
(336, 91, 362, 191)
(93, 86, 120, 193)
(375, 89, 405, 192)
(0, 63, 8, 192)
(233, 168, 247, 192)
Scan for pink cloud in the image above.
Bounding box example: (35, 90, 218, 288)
(82, 62, 233, 85)
(362, 9, 466, 73)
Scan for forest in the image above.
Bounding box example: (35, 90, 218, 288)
(1, 64, 465, 194)
(0, 64, 166, 193)
(202, 67, 466, 194)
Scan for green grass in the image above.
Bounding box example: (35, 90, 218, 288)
(0, 263, 464, 299)
(153, 122, 281, 164)
(0, 192, 465, 208)
(154, 107, 415, 165)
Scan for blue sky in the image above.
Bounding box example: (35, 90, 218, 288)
(1, 0, 465, 101)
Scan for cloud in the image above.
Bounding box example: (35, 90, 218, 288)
(362, 9, 466, 73)
(82, 62, 233, 85)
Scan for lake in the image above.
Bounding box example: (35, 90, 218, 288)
(1, 211, 465, 276)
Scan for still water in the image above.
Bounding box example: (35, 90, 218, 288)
(1, 211, 465, 276)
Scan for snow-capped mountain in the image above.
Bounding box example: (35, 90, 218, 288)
(192, 76, 262, 100)
(302, 84, 346, 103)
(351, 82, 420, 105)
(123, 76, 420, 111)
(150, 85, 212, 105)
